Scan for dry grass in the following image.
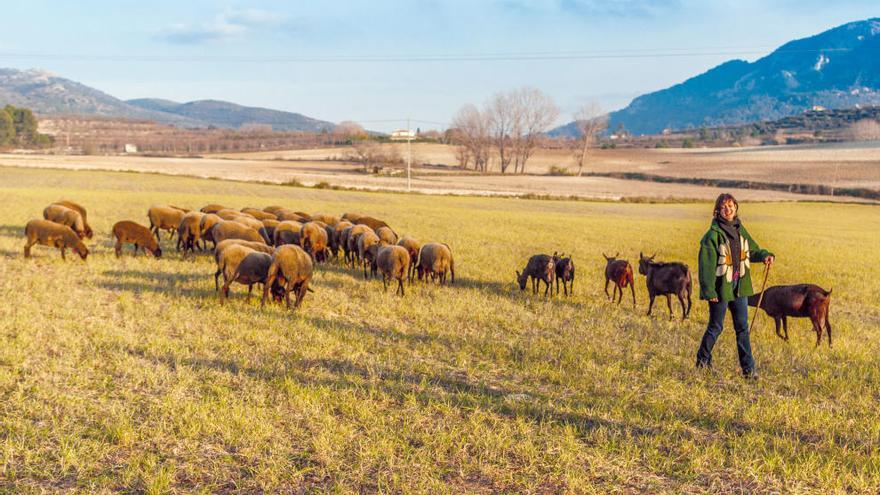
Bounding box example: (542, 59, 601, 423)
(1, 167, 879, 493)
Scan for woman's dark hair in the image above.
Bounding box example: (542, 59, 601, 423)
(713, 193, 739, 219)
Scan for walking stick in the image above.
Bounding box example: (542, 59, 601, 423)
(749, 262, 771, 333)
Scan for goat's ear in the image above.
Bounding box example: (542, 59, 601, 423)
(639, 251, 644, 259)
(615, 252, 619, 258)
(602, 252, 609, 260)
(515, 270, 520, 278)
(651, 252, 656, 259)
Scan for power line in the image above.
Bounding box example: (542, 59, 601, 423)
(0, 47, 851, 63)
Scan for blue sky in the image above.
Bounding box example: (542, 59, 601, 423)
(1, 1, 877, 131)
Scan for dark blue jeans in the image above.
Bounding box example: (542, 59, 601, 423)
(696, 296, 755, 374)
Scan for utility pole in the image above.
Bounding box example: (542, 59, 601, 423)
(407, 117, 412, 192)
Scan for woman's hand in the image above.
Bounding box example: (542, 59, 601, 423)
(764, 255, 775, 266)
(709, 297, 719, 303)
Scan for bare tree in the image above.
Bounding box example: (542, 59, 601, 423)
(847, 119, 880, 141)
(486, 92, 515, 173)
(510, 88, 559, 174)
(451, 104, 491, 172)
(334, 121, 367, 142)
(570, 103, 607, 177)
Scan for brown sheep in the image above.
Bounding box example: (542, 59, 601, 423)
(331, 221, 354, 261)
(211, 221, 266, 246)
(263, 205, 286, 214)
(219, 248, 275, 304)
(275, 209, 309, 222)
(148, 205, 187, 242)
(240, 208, 277, 221)
(356, 216, 391, 232)
(216, 209, 248, 221)
(43, 204, 87, 239)
(200, 204, 227, 214)
(417, 243, 455, 285)
(262, 218, 280, 241)
(376, 245, 411, 296)
(262, 245, 314, 311)
(357, 230, 381, 279)
(376, 226, 398, 246)
(301, 221, 329, 263)
(517, 254, 554, 295)
(113, 220, 162, 258)
(177, 211, 205, 255)
(52, 200, 93, 239)
(199, 213, 223, 249)
(342, 212, 366, 223)
(346, 224, 374, 267)
(24, 219, 89, 260)
(274, 220, 304, 246)
(213, 239, 275, 290)
(227, 215, 271, 243)
(397, 237, 421, 282)
(310, 213, 339, 226)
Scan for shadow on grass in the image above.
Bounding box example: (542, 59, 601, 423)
(98, 268, 216, 299)
(0, 224, 24, 238)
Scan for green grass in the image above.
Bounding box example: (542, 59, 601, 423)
(1, 166, 879, 494)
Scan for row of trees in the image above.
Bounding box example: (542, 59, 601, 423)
(449, 88, 607, 175)
(0, 105, 53, 147)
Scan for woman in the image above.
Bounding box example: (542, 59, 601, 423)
(696, 193, 774, 379)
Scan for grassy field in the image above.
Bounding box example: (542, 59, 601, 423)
(1, 167, 879, 494)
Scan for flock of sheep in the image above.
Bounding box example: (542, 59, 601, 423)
(23, 200, 455, 310)
(21, 199, 834, 346)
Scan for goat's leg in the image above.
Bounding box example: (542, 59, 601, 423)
(826, 317, 832, 348)
(774, 317, 785, 341)
(677, 293, 687, 319)
(646, 294, 655, 316)
(782, 316, 790, 341)
(543, 278, 550, 297)
(666, 295, 673, 319)
(630, 283, 636, 309)
(604, 279, 611, 300)
(383, 276, 388, 292)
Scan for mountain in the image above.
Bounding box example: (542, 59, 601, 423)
(0, 68, 335, 131)
(606, 18, 880, 135)
(0, 68, 202, 126)
(126, 98, 334, 132)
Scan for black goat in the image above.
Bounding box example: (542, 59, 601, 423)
(638, 252, 692, 319)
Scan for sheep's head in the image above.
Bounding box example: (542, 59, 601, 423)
(75, 242, 89, 260)
(152, 245, 163, 258)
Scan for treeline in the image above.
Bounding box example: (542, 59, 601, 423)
(0, 105, 54, 148)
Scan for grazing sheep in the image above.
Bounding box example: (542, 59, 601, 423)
(301, 221, 329, 263)
(112, 220, 162, 258)
(262, 245, 314, 311)
(24, 219, 89, 260)
(310, 213, 340, 226)
(226, 214, 271, 243)
(376, 245, 411, 296)
(200, 204, 227, 214)
(417, 243, 455, 285)
(331, 221, 354, 261)
(240, 208, 277, 221)
(263, 205, 286, 214)
(346, 224, 374, 267)
(748, 284, 833, 347)
(517, 254, 555, 296)
(275, 210, 309, 222)
(213, 239, 275, 290)
(148, 205, 187, 242)
(603, 253, 635, 308)
(638, 253, 692, 319)
(342, 212, 366, 223)
(356, 216, 391, 232)
(397, 236, 421, 282)
(211, 221, 266, 246)
(220, 250, 276, 304)
(376, 226, 398, 246)
(177, 211, 206, 255)
(43, 204, 87, 239)
(262, 218, 280, 241)
(358, 231, 381, 279)
(338, 225, 356, 265)
(52, 200, 93, 238)
(552, 252, 576, 297)
(199, 213, 223, 250)
(274, 220, 304, 246)
(216, 209, 248, 221)
(293, 211, 312, 221)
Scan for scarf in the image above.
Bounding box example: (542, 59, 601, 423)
(716, 216, 742, 279)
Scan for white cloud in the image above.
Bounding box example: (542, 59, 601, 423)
(155, 9, 287, 45)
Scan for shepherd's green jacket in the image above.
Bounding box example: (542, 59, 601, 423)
(698, 220, 773, 301)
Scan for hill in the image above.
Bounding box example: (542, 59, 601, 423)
(606, 18, 880, 135)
